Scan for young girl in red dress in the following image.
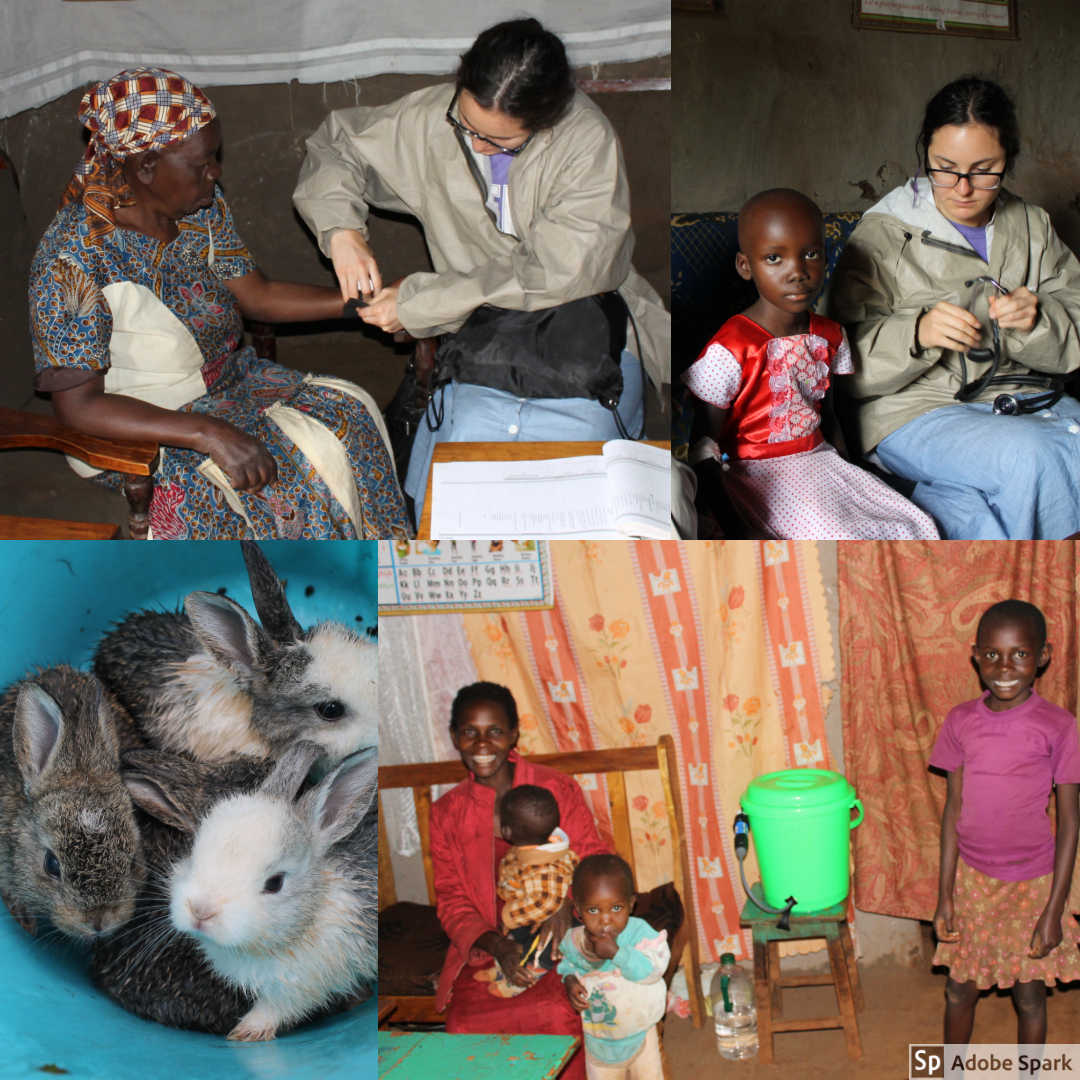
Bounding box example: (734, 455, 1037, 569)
(931, 600, 1080, 1046)
(682, 188, 938, 539)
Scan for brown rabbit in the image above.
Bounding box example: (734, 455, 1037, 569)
(0, 666, 143, 939)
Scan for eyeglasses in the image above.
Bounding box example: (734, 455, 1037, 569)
(927, 168, 1005, 190)
(445, 91, 535, 156)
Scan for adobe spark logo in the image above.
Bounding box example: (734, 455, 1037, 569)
(911, 1045, 945, 1078)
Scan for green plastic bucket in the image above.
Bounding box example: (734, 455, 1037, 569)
(741, 769, 863, 913)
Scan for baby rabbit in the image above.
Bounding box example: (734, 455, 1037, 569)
(169, 740, 377, 1041)
(0, 666, 143, 940)
(90, 748, 274, 1033)
(94, 539, 376, 765)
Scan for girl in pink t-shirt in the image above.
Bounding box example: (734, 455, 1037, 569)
(930, 600, 1080, 1046)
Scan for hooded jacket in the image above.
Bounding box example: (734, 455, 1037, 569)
(827, 178, 1080, 452)
(293, 84, 670, 392)
(429, 751, 609, 1012)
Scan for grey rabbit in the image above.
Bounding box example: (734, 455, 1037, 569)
(92, 745, 367, 1035)
(93, 539, 377, 765)
(0, 666, 143, 939)
(168, 741, 377, 1040)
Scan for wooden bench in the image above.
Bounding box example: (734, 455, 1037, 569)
(377, 735, 706, 1030)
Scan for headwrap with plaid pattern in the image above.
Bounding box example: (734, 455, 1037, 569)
(60, 68, 216, 244)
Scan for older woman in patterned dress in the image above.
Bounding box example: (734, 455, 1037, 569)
(29, 68, 409, 539)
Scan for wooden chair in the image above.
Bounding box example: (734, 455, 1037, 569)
(0, 407, 158, 539)
(0, 317, 277, 539)
(0, 156, 152, 537)
(377, 735, 707, 1031)
(0, 515, 122, 539)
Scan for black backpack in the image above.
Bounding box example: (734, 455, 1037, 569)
(426, 292, 640, 439)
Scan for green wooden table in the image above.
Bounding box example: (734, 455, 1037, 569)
(378, 1031, 580, 1080)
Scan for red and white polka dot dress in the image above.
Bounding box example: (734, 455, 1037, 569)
(683, 314, 939, 540)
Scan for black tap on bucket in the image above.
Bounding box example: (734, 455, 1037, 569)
(733, 813, 797, 931)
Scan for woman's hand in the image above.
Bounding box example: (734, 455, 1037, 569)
(489, 936, 537, 989)
(989, 286, 1039, 333)
(1028, 905, 1064, 959)
(328, 229, 382, 303)
(535, 896, 574, 962)
(916, 301, 983, 353)
(199, 418, 278, 493)
(932, 898, 961, 944)
(359, 284, 403, 334)
(565, 975, 589, 1012)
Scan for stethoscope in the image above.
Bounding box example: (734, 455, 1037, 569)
(954, 275, 1063, 415)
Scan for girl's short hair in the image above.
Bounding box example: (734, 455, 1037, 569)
(449, 681, 520, 733)
(456, 18, 576, 132)
(918, 76, 1021, 173)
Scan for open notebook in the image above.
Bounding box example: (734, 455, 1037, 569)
(429, 441, 671, 539)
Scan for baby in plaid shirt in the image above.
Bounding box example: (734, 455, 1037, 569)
(479, 784, 579, 997)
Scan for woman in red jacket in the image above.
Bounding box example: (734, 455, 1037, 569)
(430, 682, 609, 1079)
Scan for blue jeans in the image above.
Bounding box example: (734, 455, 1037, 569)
(405, 350, 645, 523)
(874, 397, 1080, 539)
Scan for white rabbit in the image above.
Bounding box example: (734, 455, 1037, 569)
(168, 741, 376, 1041)
(94, 540, 376, 766)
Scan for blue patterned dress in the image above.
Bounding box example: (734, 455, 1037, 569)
(29, 189, 410, 539)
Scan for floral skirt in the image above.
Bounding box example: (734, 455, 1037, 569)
(933, 859, 1080, 989)
(94, 350, 410, 539)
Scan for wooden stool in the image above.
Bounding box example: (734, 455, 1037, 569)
(739, 895, 864, 1063)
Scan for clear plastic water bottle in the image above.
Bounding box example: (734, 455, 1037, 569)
(711, 952, 758, 1060)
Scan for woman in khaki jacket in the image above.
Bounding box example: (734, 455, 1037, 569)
(830, 77, 1080, 539)
(293, 18, 670, 522)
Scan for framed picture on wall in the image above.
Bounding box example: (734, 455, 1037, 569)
(853, 0, 1018, 40)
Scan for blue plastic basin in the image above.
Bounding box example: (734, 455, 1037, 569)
(0, 541, 377, 1080)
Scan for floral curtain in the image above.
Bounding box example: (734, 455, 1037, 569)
(838, 541, 1080, 921)
(381, 539, 836, 964)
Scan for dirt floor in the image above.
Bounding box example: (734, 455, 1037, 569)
(663, 956, 1080, 1079)
(0, 328, 670, 532)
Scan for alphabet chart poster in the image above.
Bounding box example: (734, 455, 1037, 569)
(377, 540, 554, 614)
